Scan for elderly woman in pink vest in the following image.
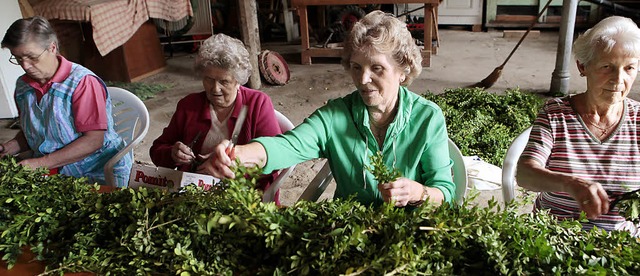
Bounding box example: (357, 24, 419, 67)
(0, 16, 131, 187)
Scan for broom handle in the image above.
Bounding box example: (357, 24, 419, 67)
(500, 0, 554, 67)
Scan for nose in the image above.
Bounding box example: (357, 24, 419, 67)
(610, 68, 625, 84)
(20, 60, 32, 70)
(357, 69, 372, 85)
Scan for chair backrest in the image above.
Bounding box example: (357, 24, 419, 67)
(262, 110, 296, 202)
(298, 138, 468, 206)
(501, 127, 532, 205)
(103, 87, 150, 187)
(448, 139, 468, 205)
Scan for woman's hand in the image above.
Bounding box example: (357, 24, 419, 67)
(378, 177, 424, 207)
(18, 158, 44, 170)
(0, 140, 21, 157)
(565, 178, 610, 219)
(196, 140, 236, 178)
(171, 141, 195, 165)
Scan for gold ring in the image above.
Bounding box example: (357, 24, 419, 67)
(582, 199, 591, 205)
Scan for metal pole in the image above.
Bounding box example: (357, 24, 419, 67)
(550, 0, 578, 95)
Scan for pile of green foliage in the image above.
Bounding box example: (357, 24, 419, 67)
(105, 81, 172, 101)
(424, 88, 545, 166)
(0, 157, 639, 275)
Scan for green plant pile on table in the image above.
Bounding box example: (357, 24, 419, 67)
(0, 157, 639, 275)
(105, 81, 172, 101)
(424, 88, 545, 166)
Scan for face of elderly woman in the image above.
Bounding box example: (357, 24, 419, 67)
(9, 40, 56, 83)
(202, 66, 240, 109)
(349, 49, 405, 109)
(580, 44, 639, 102)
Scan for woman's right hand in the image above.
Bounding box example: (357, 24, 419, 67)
(565, 178, 610, 219)
(196, 140, 236, 179)
(0, 140, 20, 157)
(171, 141, 195, 165)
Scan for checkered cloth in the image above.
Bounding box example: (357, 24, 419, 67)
(33, 0, 193, 56)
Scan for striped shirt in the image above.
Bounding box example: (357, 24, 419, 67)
(521, 96, 640, 235)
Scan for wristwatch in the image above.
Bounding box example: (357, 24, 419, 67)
(407, 185, 429, 206)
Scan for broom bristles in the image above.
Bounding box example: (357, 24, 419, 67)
(470, 66, 503, 89)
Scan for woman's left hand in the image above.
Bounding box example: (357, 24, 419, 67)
(18, 158, 44, 170)
(378, 177, 423, 207)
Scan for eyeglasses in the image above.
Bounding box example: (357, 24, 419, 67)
(9, 47, 49, 65)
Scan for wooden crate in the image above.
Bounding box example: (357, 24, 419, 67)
(53, 20, 166, 83)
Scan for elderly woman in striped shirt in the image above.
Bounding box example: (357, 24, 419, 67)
(517, 16, 640, 235)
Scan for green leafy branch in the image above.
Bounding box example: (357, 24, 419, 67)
(367, 151, 401, 184)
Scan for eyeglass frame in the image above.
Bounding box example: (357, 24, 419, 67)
(9, 47, 49, 65)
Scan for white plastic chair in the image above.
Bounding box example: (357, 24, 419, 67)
(298, 138, 468, 206)
(501, 127, 532, 205)
(104, 87, 150, 187)
(262, 110, 296, 202)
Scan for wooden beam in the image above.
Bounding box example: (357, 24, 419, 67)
(238, 0, 261, 89)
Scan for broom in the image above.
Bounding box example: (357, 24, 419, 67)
(472, 0, 554, 89)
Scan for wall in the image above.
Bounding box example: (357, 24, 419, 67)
(0, 1, 24, 118)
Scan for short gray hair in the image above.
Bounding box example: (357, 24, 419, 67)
(341, 10, 422, 86)
(1, 16, 59, 53)
(573, 16, 640, 66)
(194, 34, 252, 85)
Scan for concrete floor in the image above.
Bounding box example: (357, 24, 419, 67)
(2, 28, 639, 207)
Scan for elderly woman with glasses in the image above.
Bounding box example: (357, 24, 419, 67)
(202, 11, 455, 207)
(0, 16, 131, 187)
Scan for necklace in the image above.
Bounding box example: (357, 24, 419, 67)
(582, 114, 621, 137)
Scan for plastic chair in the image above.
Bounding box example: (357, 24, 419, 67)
(501, 127, 532, 205)
(103, 87, 150, 187)
(298, 138, 468, 206)
(262, 110, 296, 202)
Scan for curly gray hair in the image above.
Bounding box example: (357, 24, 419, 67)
(195, 34, 252, 85)
(573, 16, 640, 66)
(341, 10, 422, 86)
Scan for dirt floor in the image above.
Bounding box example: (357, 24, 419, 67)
(2, 28, 640, 208)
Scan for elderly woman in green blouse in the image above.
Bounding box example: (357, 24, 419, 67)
(201, 11, 455, 207)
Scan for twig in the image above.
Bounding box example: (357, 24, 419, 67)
(384, 264, 409, 276)
(147, 218, 181, 232)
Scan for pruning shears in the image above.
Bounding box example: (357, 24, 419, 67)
(188, 131, 203, 172)
(609, 188, 640, 209)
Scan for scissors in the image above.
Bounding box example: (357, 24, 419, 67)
(225, 105, 248, 159)
(609, 188, 640, 209)
(188, 131, 203, 172)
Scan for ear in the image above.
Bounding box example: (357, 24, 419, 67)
(49, 41, 57, 54)
(576, 60, 586, 76)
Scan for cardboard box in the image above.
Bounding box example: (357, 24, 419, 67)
(128, 164, 219, 192)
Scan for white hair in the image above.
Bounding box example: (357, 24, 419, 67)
(573, 16, 640, 66)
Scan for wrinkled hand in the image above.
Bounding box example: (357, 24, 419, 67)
(196, 140, 235, 178)
(18, 158, 43, 170)
(378, 177, 423, 207)
(566, 178, 609, 219)
(171, 141, 195, 165)
(0, 142, 20, 158)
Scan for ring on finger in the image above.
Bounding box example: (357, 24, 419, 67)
(582, 199, 591, 205)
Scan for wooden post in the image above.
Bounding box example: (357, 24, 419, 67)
(238, 0, 261, 89)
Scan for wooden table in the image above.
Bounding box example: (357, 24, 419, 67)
(290, 0, 440, 67)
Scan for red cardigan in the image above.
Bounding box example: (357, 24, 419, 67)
(150, 86, 282, 200)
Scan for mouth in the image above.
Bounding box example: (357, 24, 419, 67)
(359, 88, 377, 94)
